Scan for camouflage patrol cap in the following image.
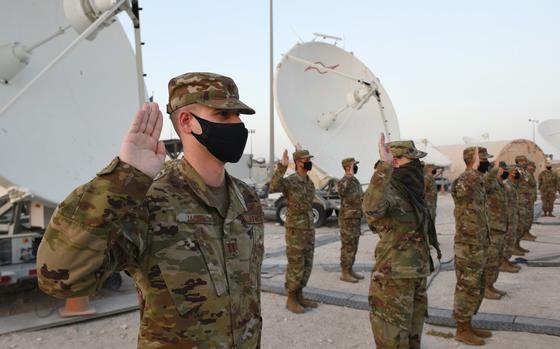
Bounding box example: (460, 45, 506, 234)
(293, 150, 313, 161)
(166, 72, 255, 115)
(463, 146, 494, 161)
(387, 140, 427, 159)
(515, 155, 528, 163)
(341, 157, 359, 168)
(498, 161, 508, 169)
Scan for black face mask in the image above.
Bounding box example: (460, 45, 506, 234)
(477, 161, 490, 173)
(501, 171, 509, 180)
(191, 113, 248, 163)
(431, 169, 437, 175)
(353, 164, 358, 174)
(514, 172, 521, 180)
(303, 161, 313, 171)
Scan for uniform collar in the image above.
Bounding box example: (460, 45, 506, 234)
(177, 158, 247, 221)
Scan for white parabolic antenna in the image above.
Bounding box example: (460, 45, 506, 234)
(0, 0, 141, 205)
(538, 119, 560, 150)
(275, 40, 400, 184)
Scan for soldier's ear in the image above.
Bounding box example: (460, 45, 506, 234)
(177, 110, 201, 136)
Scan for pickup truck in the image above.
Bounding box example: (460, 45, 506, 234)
(260, 178, 340, 227)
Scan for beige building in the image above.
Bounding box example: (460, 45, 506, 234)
(438, 139, 547, 182)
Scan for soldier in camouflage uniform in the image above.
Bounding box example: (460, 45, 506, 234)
(514, 156, 534, 250)
(483, 161, 509, 300)
(37, 73, 264, 348)
(364, 135, 440, 349)
(500, 166, 522, 273)
(539, 163, 558, 216)
(451, 146, 493, 345)
(270, 148, 318, 313)
(337, 157, 364, 283)
(423, 163, 438, 224)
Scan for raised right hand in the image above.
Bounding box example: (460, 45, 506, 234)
(119, 103, 166, 178)
(281, 149, 289, 167)
(473, 146, 480, 170)
(378, 133, 393, 163)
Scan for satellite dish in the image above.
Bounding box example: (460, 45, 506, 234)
(538, 119, 560, 150)
(0, 0, 141, 205)
(275, 40, 400, 184)
(413, 138, 452, 168)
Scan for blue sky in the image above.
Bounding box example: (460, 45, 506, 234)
(120, 0, 560, 159)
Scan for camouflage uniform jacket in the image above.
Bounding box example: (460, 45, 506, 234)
(362, 162, 431, 279)
(269, 163, 315, 229)
(538, 170, 558, 192)
(528, 171, 538, 203)
(37, 158, 264, 349)
(423, 175, 438, 220)
(516, 169, 532, 206)
(483, 170, 508, 233)
(337, 175, 363, 219)
(504, 179, 519, 228)
(451, 169, 489, 246)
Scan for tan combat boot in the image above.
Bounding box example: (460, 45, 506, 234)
(296, 288, 318, 308)
(511, 247, 526, 256)
(490, 285, 507, 297)
(471, 322, 492, 339)
(456, 321, 485, 345)
(340, 270, 358, 283)
(507, 260, 522, 271)
(521, 231, 537, 241)
(484, 287, 502, 300)
(286, 291, 305, 314)
(499, 259, 519, 273)
(349, 269, 365, 280)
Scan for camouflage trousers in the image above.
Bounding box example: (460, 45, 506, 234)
(541, 190, 556, 213)
(339, 218, 361, 270)
(484, 230, 506, 286)
(369, 277, 427, 349)
(516, 206, 530, 242)
(503, 221, 517, 260)
(285, 227, 315, 292)
(528, 200, 536, 226)
(453, 243, 488, 322)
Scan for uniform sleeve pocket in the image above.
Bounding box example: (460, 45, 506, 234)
(156, 238, 227, 316)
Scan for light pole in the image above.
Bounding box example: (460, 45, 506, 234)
(528, 118, 539, 143)
(248, 129, 256, 156)
(268, 0, 275, 177)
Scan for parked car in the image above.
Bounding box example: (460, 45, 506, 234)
(260, 178, 340, 227)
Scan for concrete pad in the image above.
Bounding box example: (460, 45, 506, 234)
(428, 266, 560, 322)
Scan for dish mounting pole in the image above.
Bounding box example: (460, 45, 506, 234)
(126, 0, 146, 107)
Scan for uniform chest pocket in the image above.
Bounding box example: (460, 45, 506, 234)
(155, 234, 228, 316)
